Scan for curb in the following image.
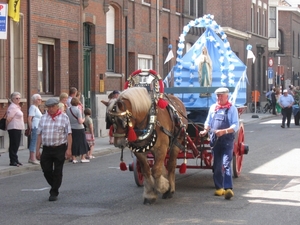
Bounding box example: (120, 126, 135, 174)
(0, 147, 120, 179)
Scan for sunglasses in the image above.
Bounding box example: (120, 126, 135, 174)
(15, 98, 21, 100)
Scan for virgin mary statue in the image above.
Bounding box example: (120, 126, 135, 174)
(198, 46, 213, 87)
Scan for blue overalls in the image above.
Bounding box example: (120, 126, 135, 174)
(210, 108, 235, 190)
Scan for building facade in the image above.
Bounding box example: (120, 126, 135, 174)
(1, 0, 298, 151)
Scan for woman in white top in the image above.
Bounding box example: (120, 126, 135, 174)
(27, 94, 43, 165)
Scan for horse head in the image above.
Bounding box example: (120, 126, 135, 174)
(108, 87, 152, 148)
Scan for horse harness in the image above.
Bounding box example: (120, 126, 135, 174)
(109, 95, 186, 153)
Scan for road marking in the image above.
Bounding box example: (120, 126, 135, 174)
(21, 187, 50, 192)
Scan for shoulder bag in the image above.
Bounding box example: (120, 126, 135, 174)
(0, 112, 7, 131)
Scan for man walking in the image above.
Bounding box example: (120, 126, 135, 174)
(36, 98, 72, 201)
(199, 87, 239, 200)
(278, 89, 294, 128)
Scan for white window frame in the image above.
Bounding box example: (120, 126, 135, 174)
(138, 54, 153, 69)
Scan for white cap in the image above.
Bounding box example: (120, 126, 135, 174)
(215, 87, 229, 94)
(283, 89, 288, 93)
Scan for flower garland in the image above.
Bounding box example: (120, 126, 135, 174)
(175, 14, 235, 89)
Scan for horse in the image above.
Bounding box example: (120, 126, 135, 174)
(108, 86, 188, 204)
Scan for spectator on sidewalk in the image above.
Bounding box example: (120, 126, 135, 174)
(58, 92, 68, 113)
(278, 89, 294, 128)
(35, 98, 72, 201)
(67, 87, 77, 108)
(66, 97, 90, 163)
(76, 91, 84, 116)
(6, 92, 25, 167)
(27, 94, 43, 165)
(84, 108, 95, 159)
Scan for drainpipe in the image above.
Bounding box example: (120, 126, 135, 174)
(125, 16, 128, 80)
(156, 0, 159, 72)
(27, 0, 31, 148)
(27, 0, 31, 100)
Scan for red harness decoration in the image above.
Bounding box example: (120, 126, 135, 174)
(124, 69, 168, 109)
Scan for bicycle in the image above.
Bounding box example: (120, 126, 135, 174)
(262, 99, 272, 114)
(250, 102, 262, 113)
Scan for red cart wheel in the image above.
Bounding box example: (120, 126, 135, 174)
(232, 123, 245, 178)
(133, 156, 144, 187)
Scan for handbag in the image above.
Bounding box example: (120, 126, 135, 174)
(25, 128, 31, 137)
(0, 113, 7, 131)
(85, 133, 93, 141)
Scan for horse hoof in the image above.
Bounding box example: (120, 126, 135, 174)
(143, 198, 156, 205)
(162, 190, 173, 199)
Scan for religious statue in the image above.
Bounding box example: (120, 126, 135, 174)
(198, 46, 213, 87)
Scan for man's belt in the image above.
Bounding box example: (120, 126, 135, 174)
(43, 143, 66, 149)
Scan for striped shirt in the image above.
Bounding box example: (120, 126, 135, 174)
(37, 112, 72, 146)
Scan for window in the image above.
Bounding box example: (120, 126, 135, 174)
(293, 31, 295, 56)
(262, 10, 267, 37)
(298, 34, 300, 57)
(257, 8, 260, 35)
(106, 44, 114, 72)
(251, 4, 255, 33)
(38, 38, 54, 94)
(138, 54, 153, 69)
(106, 5, 115, 72)
(83, 23, 92, 47)
(189, 0, 204, 18)
(163, 0, 170, 10)
(269, 7, 276, 38)
(277, 29, 283, 54)
(176, 0, 181, 13)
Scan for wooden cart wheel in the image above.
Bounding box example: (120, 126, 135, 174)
(232, 123, 245, 178)
(133, 156, 144, 187)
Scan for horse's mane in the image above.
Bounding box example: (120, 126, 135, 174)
(119, 87, 151, 113)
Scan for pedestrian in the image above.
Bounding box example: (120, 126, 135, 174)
(27, 94, 43, 165)
(84, 108, 95, 159)
(6, 92, 25, 167)
(199, 87, 239, 200)
(67, 87, 77, 108)
(66, 97, 90, 163)
(76, 91, 84, 115)
(36, 98, 72, 201)
(275, 89, 282, 114)
(270, 87, 277, 115)
(58, 92, 68, 113)
(278, 89, 294, 128)
(288, 85, 294, 96)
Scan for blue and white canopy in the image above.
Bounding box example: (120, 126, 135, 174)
(164, 15, 248, 110)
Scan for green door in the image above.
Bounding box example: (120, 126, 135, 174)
(83, 48, 91, 108)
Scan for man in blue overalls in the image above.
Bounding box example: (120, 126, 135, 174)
(200, 87, 239, 200)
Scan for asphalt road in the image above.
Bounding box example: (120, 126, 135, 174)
(0, 116, 300, 225)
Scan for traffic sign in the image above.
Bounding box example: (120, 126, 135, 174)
(268, 58, 274, 67)
(268, 68, 274, 78)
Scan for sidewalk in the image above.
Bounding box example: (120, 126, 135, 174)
(0, 112, 274, 178)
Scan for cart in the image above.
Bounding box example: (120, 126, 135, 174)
(128, 86, 249, 187)
(127, 15, 250, 187)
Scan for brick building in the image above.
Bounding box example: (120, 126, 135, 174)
(1, 0, 297, 152)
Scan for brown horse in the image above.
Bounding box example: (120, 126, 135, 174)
(108, 87, 188, 204)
